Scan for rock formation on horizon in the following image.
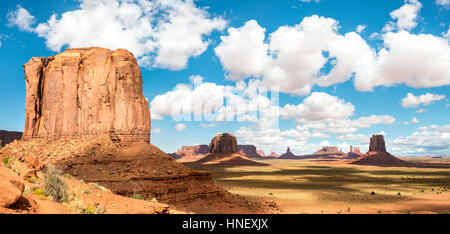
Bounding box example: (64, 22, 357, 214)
(209, 133, 238, 154)
(171, 144, 264, 162)
(195, 133, 266, 166)
(279, 147, 298, 159)
(369, 135, 387, 152)
(0, 130, 22, 147)
(22, 47, 151, 145)
(351, 134, 409, 167)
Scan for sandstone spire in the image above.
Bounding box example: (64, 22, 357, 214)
(22, 47, 151, 145)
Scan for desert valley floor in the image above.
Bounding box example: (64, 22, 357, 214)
(186, 158, 450, 214)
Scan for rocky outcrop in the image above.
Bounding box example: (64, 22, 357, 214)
(169, 145, 209, 161)
(195, 133, 267, 166)
(209, 133, 238, 154)
(351, 134, 410, 167)
(22, 47, 150, 145)
(279, 148, 298, 159)
(171, 144, 264, 161)
(238, 145, 264, 159)
(369, 135, 387, 152)
(0, 166, 24, 208)
(0, 130, 22, 147)
(315, 146, 341, 154)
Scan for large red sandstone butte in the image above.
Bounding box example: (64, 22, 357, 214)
(351, 135, 409, 167)
(22, 47, 150, 145)
(195, 133, 266, 166)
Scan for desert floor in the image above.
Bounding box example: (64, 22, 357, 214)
(186, 158, 450, 214)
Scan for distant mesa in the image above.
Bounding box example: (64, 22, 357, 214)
(278, 147, 299, 159)
(351, 135, 410, 167)
(238, 145, 264, 159)
(194, 133, 267, 166)
(314, 146, 341, 155)
(170, 143, 265, 162)
(0, 130, 22, 147)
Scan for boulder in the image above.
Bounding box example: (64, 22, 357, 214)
(22, 47, 151, 145)
(0, 166, 24, 208)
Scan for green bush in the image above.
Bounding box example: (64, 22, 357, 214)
(33, 187, 46, 198)
(130, 193, 142, 200)
(26, 176, 38, 184)
(44, 174, 68, 203)
(2, 156, 12, 169)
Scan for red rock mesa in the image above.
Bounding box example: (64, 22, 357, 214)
(22, 47, 151, 145)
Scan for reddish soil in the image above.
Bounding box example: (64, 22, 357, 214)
(194, 153, 268, 167)
(1, 137, 278, 214)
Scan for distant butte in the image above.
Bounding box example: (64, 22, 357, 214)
(351, 135, 410, 167)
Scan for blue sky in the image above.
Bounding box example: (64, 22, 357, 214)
(0, 0, 449, 155)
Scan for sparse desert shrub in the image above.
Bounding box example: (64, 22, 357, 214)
(2, 156, 12, 169)
(397, 192, 401, 196)
(33, 187, 46, 198)
(26, 176, 38, 184)
(84, 189, 91, 195)
(88, 182, 107, 191)
(44, 174, 68, 203)
(131, 193, 142, 200)
(82, 204, 106, 214)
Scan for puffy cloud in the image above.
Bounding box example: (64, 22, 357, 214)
(216, 16, 450, 94)
(436, 0, 450, 8)
(383, 0, 422, 32)
(400, 93, 446, 108)
(6, 5, 35, 32)
(153, 128, 162, 133)
(150, 76, 277, 123)
(404, 117, 419, 124)
(356, 25, 366, 33)
(215, 16, 376, 95)
(281, 92, 354, 123)
(391, 124, 450, 155)
(214, 20, 270, 80)
(175, 123, 187, 131)
(355, 31, 450, 91)
(10, 0, 226, 70)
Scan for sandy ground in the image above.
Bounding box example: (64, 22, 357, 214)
(186, 158, 450, 214)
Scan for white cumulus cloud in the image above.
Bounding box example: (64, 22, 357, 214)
(400, 93, 446, 108)
(383, 0, 422, 32)
(175, 123, 186, 131)
(9, 0, 226, 70)
(6, 5, 36, 32)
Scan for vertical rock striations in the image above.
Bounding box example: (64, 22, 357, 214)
(369, 135, 387, 152)
(22, 47, 151, 145)
(209, 133, 238, 154)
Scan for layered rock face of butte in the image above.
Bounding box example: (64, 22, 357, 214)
(369, 135, 387, 152)
(22, 47, 150, 145)
(196, 133, 266, 166)
(209, 133, 238, 154)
